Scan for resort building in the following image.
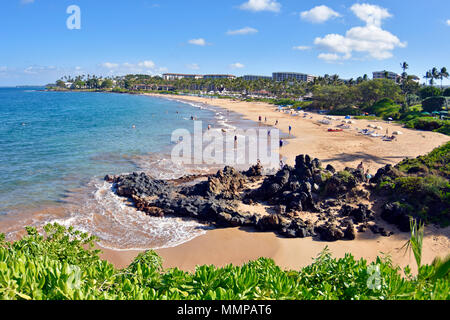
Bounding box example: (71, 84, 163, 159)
(243, 75, 272, 81)
(372, 71, 399, 81)
(272, 72, 316, 83)
(132, 84, 175, 91)
(162, 73, 203, 81)
(203, 74, 236, 80)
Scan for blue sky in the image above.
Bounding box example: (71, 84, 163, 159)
(0, 0, 449, 86)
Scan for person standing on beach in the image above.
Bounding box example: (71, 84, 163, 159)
(279, 139, 284, 148)
(275, 120, 278, 126)
(357, 161, 364, 172)
(289, 125, 292, 136)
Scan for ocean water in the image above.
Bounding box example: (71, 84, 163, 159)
(0, 88, 242, 249)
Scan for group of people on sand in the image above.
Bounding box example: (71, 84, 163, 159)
(357, 161, 372, 180)
(257, 115, 294, 149)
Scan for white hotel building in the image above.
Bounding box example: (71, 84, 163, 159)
(272, 72, 316, 83)
(162, 73, 203, 81)
(372, 71, 399, 81)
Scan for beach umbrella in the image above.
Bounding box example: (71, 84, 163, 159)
(345, 116, 351, 119)
(297, 107, 302, 110)
(421, 112, 430, 115)
(388, 117, 393, 121)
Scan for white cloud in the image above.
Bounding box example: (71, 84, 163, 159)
(317, 53, 342, 63)
(186, 63, 200, 70)
(100, 61, 166, 75)
(102, 62, 119, 69)
(230, 62, 245, 69)
(239, 0, 281, 12)
(24, 66, 57, 74)
(350, 3, 392, 27)
(447, 19, 450, 26)
(188, 38, 206, 46)
(314, 4, 406, 62)
(226, 27, 258, 35)
(293, 45, 311, 51)
(138, 60, 156, 68)
(300, 5, 340, 23)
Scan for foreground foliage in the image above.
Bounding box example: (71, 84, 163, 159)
(0, 224, 448, 300)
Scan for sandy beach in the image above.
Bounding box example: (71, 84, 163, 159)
(101, 93, 450, 272)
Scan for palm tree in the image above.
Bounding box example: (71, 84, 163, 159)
(439, 67, 449, 89)
(432, 67, 440, 85)
(401, 61, 409, 74)
(424, 71, 434, 86)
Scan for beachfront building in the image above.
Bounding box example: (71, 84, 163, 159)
(132, 84, 175, 91)
(162, 73, 203, 81)
(203, 74, 236, 80)
(243, 75, 272, 81)
(372, 71, 399, 81)
(272, 72, 316, 83)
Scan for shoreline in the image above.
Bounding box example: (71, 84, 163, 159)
(2, 90, 449, 273)
(145, 93, 450, 171)
(100, 93, 450, 272)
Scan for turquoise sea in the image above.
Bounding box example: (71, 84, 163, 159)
(0, 88, 239, 249)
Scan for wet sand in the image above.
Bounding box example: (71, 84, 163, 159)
(100, 94, 450, 272)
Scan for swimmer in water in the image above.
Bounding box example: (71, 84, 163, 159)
(132, 125, 136, 129)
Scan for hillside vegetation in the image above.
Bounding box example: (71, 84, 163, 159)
(374, 142, 450, 227)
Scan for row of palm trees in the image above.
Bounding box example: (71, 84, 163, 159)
(424, 67, 448, 88)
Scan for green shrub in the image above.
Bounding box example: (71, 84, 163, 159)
(405, 117, 450, 134)
(328, 107, 362, 116)
(419, 86, 442, 100)
(396, 142, 450, 177)
(422, 96, 449, 113)
(337, 170, 355, 184)
(364, 98, 402, 120)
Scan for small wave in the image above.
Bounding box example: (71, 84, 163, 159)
(50, 180, 209, 251)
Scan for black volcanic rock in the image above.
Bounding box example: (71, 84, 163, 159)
(381, 202, 412, 232)
(339, 204, 374, 223)
(107, 153, 417, 242)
